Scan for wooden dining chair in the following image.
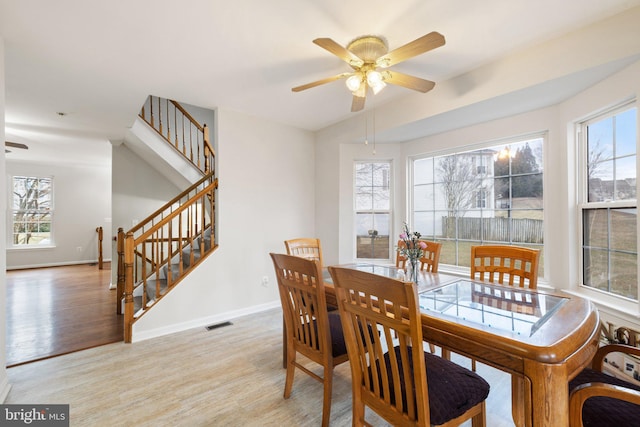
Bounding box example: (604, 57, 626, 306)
(469, 244, 541, 409)
(396, 239, 442, 273)
(419, 240, 442, 273)
(470, 245, 540, 289)
(284, 237, 324, 267)
(329, 266, 489, 427)
(270, 253, 348, 427)
(396, 239, 409, 269)
(569, 343, 640, 427)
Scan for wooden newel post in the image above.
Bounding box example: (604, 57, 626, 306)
(124, 231, 135, 343)
(116, 228, 125, 315)
(96, 226, 104, 270)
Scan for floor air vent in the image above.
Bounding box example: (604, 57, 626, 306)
(205, 321, 233, 331)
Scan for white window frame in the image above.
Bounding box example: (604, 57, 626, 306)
(354, 160, 393, 262)
(577, 100, 638, 304)
(409, 133, 545, 275)
(9, 175, 55, 249)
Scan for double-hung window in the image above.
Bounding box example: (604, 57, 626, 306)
(579, 103, 637, 300)
(411, 136, 544, 272)
(355, 161, 391, 260)
(11, 176, 53, 246)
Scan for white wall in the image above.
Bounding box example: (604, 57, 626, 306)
(5, 160, 111, 269)
(131, 108, 316, 340)
(0, 35, 11, 402)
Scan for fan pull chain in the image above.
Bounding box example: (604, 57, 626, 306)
(364, 115, 368, 145)
(372, 105, 376, 156)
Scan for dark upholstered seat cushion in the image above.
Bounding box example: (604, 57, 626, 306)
(370, 346, 490, 425)
(327, 311, 348, 357)
(306, 311, 374, 358)
(569, 368, 640, 427)
(303, 312, 348, 358)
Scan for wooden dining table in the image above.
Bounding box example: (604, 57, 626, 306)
(322, 263, 601, 427)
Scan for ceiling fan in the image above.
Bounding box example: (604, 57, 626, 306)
(292, 31, 445, 112)
(5, 141, 29, 153)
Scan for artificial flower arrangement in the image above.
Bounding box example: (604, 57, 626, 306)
(397, 222, 426, 282)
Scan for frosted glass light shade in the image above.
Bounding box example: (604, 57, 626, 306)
(346, 74, 362, 92)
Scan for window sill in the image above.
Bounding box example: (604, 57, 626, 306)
(7, 245, 57, 251)
(562, 286, 640, 321)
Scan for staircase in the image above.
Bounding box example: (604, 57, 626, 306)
(116, 95, 218, 343)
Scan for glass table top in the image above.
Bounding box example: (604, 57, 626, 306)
(323, 263, 402, 282)
(419, 280, 568, 337)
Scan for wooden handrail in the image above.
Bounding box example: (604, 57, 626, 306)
(129, 171, 216, 235)
(135, 184, 214, 243)
(118, 172, 218, 342)
(170, 100, 203, 131)
(139, 95, 215, 176)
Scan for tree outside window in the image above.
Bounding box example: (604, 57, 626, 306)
(11, 176, 53, 246)
(412, 137, 544, 271)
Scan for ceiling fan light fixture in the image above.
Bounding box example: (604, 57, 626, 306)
(366, 70, 383, 86)
(353, 84, 367, 99)
(295, 32, 445, 111)
(371, 80, 386, 95)
(366, 70, 386, 94)
(346, 74, 363, 92)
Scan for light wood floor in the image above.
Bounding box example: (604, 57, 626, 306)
(5, 262, 123, 367)
(6, 308, 515, 426)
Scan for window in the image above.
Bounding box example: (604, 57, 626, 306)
(411, 136, 544, 272)
(11, 176, 53, 246)
(355, 161, 391, 260)
(580, 103, 637, 299)
(474, 187, 487, 209)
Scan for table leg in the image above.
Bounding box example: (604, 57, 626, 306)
(511, 374, 532, 427)
(525, 362, 568, 426)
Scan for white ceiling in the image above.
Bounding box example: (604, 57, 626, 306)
(2, 0, 640, 165)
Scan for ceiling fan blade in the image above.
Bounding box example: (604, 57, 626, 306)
(313, 38, 364, 68)
(376, 32, 445, 68)
(384, 71, 435, 93)
(5, 141, 28, 150)
(351, 94, 366, 112)
(292, 73, 351, 92)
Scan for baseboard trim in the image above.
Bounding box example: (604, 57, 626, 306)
(131, 300, 281, 343)
(7, 259, 113, 271)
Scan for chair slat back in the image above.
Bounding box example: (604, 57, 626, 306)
(285, 238, 324, 267)
(396, 240, 442, 273)
(419, 240, 442, 273)
(470, 245, 540, 288)
(396, 240, 408, 269)
(329, 266, 430, 425)
(271, 253, 330, 357)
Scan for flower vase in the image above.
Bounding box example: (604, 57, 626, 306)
(407, 258, 419, 285)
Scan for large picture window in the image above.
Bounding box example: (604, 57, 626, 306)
(580, 103, 637, 299)
(11, 176, 53, 246)
(411, 136, 544, 273)
(355, 161, 391, 260)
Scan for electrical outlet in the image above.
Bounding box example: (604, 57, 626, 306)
(261, 276, 269, 287)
